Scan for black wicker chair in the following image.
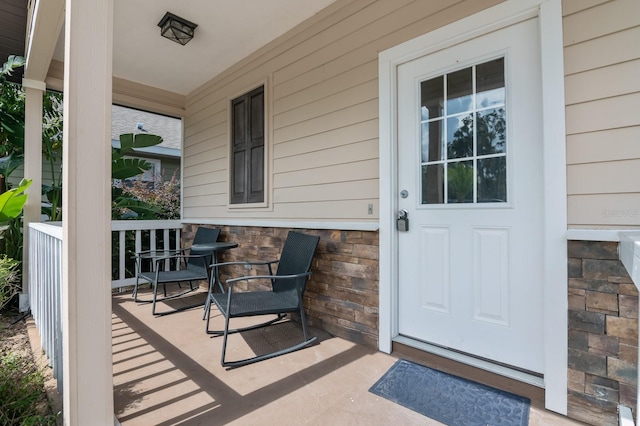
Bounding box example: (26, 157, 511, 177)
(133, 227, 220, 316)
(206, 231, 320, 367)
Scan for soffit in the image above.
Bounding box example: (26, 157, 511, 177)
(51, 0, 338, 96)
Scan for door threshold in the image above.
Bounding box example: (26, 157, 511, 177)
(393, 336, 545, 389)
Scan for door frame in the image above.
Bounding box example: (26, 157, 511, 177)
(378, 0, 568, 415)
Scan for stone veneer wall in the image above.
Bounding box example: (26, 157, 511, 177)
(568, 240, 638, 426)
(183, 224, 380, 348)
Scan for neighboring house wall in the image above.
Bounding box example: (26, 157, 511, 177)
(10, 159, 61, 189)
(564, 0, 640, 228)
(112, 104, 182, 182)
(182, 0, 501, 220)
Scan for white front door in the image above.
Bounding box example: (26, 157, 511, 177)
(397, 18, 544, 373)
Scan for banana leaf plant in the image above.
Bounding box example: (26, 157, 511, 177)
(0, 178, 31, 230)
(111, 133, 164, 219)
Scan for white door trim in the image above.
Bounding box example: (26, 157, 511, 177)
(378, 0, 568, 415)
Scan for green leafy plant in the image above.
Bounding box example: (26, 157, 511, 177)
(0, 352, 57, 425)
(0, 179, 31, 304)
(0, 55, 26, 194)
(121, 172, 180, 220)
(0, 178, 31, 225)
(0, 255, 20, 311)
(111, 133, 164, 219)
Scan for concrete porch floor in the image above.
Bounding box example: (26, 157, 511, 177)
(112, 290, 583, 425)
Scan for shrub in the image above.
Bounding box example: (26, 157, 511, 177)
(119, 173, 181, 220)
(0, 352, 57, 425)
(0, 255, 20, 311)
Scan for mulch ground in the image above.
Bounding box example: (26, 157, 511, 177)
(0, 310, 60, 424)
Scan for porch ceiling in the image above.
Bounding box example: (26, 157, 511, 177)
(51, 0, 337, 96)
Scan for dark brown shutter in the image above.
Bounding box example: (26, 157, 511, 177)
(230, 86, 264, 204)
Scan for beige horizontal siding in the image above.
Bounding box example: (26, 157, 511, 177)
(275, 139, 378, 173)
(565, 60, 640, 105)
(564, 26, 640, 75)
(274, 180, 378, 203)
(562, 0, 610, 16)
(567, 127, 640, 165)
(563, 0, 637, 46)
(568, 160, 640, 195)
(274, 159, 378, 188)
(566, 93, 640, 135)
(569, 193, 640, 226)
(274, 120, 378, 159)
(564, 0, 640, 227)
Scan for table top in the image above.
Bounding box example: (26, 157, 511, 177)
(135, 242, 238, 259)
(136, 249, 182, 259)
(190, 241, 238, 252)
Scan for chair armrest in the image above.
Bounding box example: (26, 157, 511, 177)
(131, 248, 184, 259)
(226, 272, 311, 290)
(149, 253, 207, 267)
(209, 260, 279, 269)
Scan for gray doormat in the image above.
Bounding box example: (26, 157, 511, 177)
(369, 359, 530, 426)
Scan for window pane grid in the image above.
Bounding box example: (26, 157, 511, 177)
(420, 58, 506, 205)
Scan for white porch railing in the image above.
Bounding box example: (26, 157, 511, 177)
(111, 220, 182, 289)
(27, 220, 183, 394)
(28, 222, 63, 392)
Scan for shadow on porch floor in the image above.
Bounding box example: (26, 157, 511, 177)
(112, 291, 583, 425)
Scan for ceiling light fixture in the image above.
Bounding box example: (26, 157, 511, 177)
(158, 12, 198, 45)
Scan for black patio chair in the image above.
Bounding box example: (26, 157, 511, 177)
(206, 231, 320, 367)
(133, 227, 220, 316)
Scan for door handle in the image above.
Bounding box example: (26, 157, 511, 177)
(397, 209, 409, 232)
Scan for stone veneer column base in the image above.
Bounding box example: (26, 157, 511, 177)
(568, 240, 638, 426)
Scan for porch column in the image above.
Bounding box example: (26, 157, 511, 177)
(61, 0, 114, 424)
(21, 79, 45, 294)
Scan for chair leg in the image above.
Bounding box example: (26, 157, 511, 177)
(152, 282, 160, 316)
(217, 310, 317, 368)
(206, 309, 286, 335)
(133, 275, 139, 301)
(220, 311, 232, 367)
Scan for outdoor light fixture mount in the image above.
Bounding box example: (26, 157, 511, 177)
(158, 12, 198, 45)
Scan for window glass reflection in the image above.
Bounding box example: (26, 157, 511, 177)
(447, 68, 472, 115)
(447, 161, 473, 203)
(421, 76, 444, 120)
(478, 157, 507, 202)
(477, 108, 506, 155)
(422, 120, 444, 163)
(422, 164, 444, 204)
(477, 58, 505, 108)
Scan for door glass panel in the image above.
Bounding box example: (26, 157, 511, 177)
(447, 68, 473, 115)
(421, 76, 444, 120)
(477, 157, 507, 202)
(422, 120, 444, 162)
(447, 161, 473, 203)
(477, 108, 506, 155)
(420, 57, 507, 205)
(477, 58, 505, 108)
(447, 114, 473, 159)
(422, 164, 444, 204)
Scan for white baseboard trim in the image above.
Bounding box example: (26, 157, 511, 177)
(394, 335, 545, 389)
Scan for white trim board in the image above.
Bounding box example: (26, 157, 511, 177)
(378, 0, 567, 415)
(181, 218, 380, 232)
